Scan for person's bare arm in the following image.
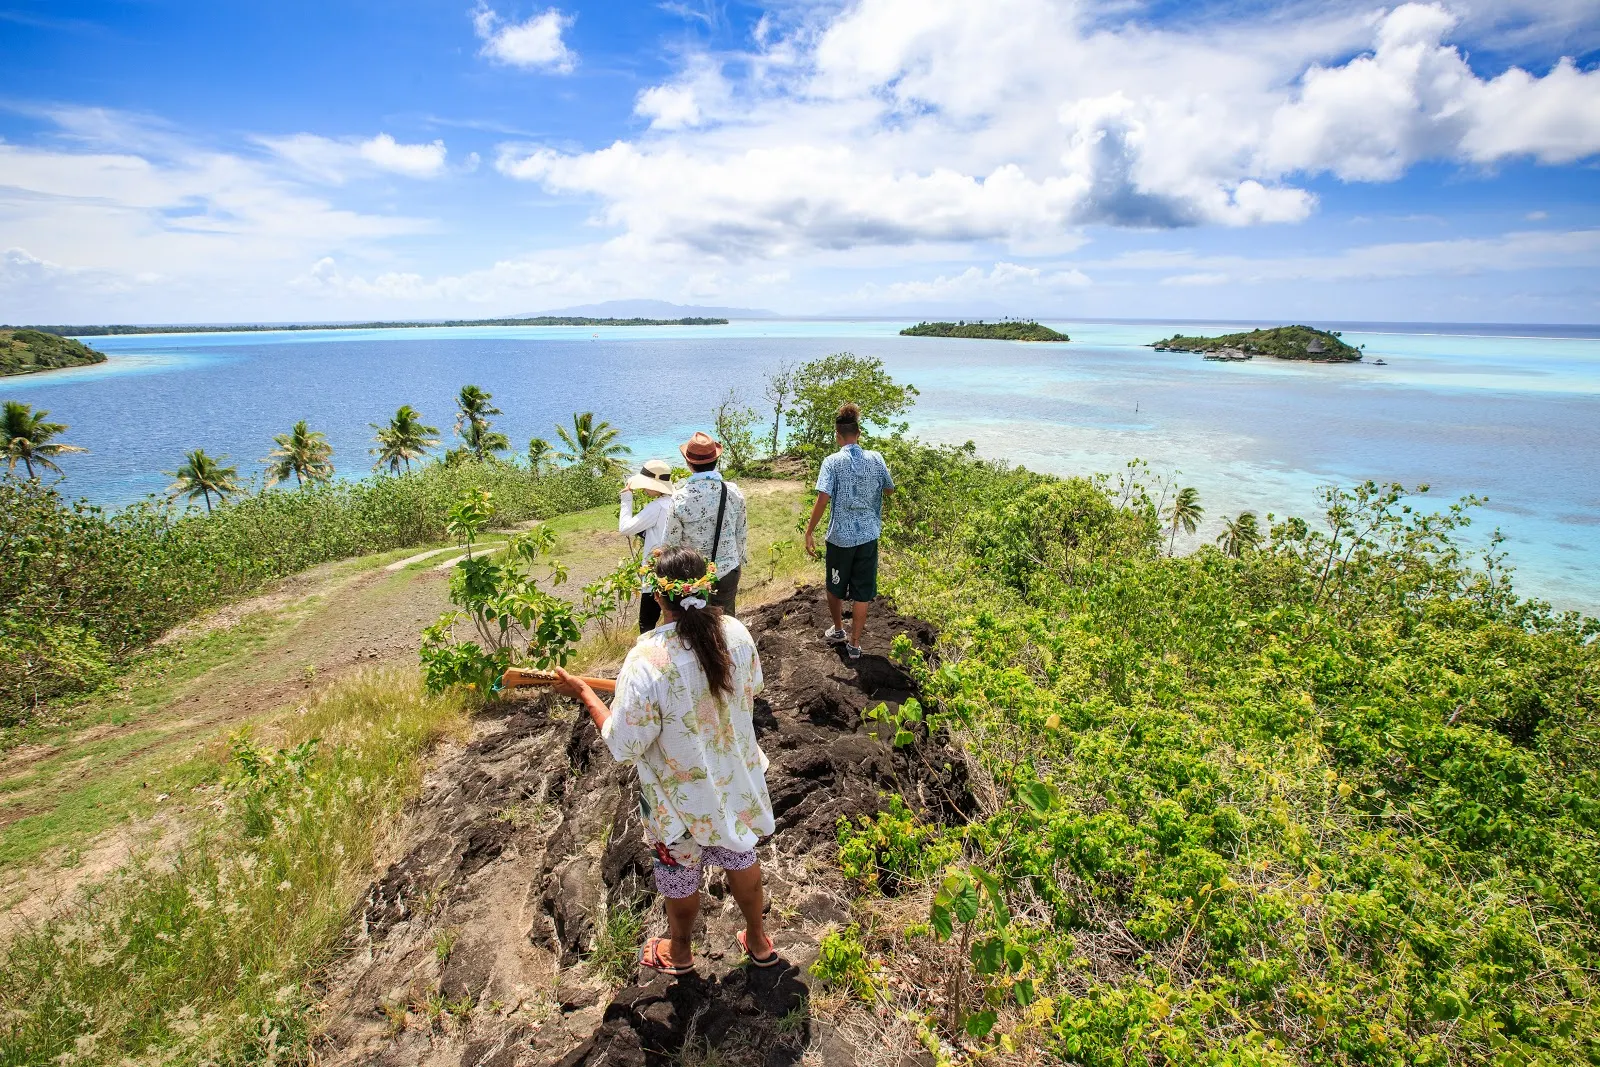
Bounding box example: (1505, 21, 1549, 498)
(553, 667, 610, 731)
(804, 492, 829, 557)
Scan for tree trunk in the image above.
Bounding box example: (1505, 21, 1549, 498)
(203, 488, 213, 514)
(22, 456, 35, 479)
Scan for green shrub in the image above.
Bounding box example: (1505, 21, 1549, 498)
(862, 441, 1600, 1064)
(0, 463, 612, 723)
(811, 925, 879, 1000)
(786, 353, 919, 458)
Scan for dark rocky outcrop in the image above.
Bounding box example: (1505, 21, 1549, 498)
(314, 587, 971, 1067)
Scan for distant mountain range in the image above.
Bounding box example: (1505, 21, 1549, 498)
(524, 299, 779, 319)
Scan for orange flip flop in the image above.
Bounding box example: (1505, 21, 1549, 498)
(639, 936, 694, 976)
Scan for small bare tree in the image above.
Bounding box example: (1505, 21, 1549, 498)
(760, 361, 795, 459)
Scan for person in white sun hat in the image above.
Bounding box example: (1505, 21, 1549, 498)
(619, 458, 675, 632)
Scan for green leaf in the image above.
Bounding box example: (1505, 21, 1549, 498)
(929, 903, 953, 941)
(974, 868, 1009, 929)
(1019, 781, 1053, 815)
(971, 937, 1005, 974)
(1013, 978, 1035, 1006)
(952, 881, 981, 924)
(965, 1010, 998, 1038)
(894, 729, 915, 747)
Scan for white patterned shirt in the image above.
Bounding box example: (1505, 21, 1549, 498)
(663, 471, 749, 576)
(602, 616, 774, 850)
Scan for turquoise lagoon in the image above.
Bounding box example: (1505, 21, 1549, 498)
(4, 319, 1597, 611)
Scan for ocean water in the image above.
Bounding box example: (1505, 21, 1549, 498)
(4, 319, 1598, 612)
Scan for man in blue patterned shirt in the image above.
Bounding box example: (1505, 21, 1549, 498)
(804, 403, 895, 660)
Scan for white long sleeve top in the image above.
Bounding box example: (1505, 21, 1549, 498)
(619, 490, 672, 583)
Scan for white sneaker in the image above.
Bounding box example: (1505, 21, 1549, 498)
(846, 643, 863, 660)
(823, 626, 848, 644)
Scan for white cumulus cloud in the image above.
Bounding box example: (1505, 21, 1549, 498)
(495, 0, 1600, 260)
(473, 5, 576, 73)
(1259, 4, 1600, 180)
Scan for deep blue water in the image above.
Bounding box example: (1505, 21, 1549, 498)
(4, 319, 1598, 612)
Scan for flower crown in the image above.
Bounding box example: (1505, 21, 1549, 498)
(639, 559, 718, 600)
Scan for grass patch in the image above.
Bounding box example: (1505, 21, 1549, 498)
(590, 901, 646, 987)
(0, 667, 469, 1066)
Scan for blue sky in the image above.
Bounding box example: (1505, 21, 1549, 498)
(0, 0, 1597, 324)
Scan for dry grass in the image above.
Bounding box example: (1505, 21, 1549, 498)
(0, 668, 469, 1066)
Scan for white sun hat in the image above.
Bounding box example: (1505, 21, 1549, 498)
(625, 458, 674, 495)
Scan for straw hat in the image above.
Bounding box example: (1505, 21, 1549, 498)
(679, 431, 723, 466)
(626, 459, 674, 495)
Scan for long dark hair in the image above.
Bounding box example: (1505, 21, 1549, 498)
(655, 547, 733, 698)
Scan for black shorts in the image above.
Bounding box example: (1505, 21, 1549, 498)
(825, 539, 879, 602)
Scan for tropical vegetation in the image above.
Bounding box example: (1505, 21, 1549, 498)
(1163, 484, 1203, 555)
(454, 384, 510, 461)
(0, 328, 106, 376)
(902, 320, 1070, 342)
(555, 411, 630, 474)
(263, 420, 333, 487)
(2, 400, 86, 477)
(371, 404, 440, 473)
(527, 435, 554, 473)
(164, 449, 242, 513)
(817, 423, 1600, 1066)
(1154, 325, 1362, 361)
(0, 461, 612, 720)
(787, 352, 920, 457)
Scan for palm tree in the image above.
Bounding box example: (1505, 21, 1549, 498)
(555, 412, 630, 474)
(263, 420, 334, 487)
(527, 436, 554, 473)
(370, 405, 440, 473)
(1165, 486, 1203, 555)
(166, 449, 241, 513)
(1216, 511, 1262, 558)
(455, 385, 509, 461)
(2, 400, 86, 479)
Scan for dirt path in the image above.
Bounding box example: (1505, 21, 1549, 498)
(311, 588, 974, 1067)
(0, 484, 809, 932)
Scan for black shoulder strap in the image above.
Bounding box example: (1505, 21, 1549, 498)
(709, 481, 728, 568)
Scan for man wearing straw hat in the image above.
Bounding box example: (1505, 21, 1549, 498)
(619, 459, 675, 632)
(662, 431, 749, 616)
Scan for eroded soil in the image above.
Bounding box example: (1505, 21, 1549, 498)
(313, 588, 973, 1067)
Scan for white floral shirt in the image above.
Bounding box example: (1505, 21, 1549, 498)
(601, 616, 774, 850)
(663, 472, 749, 576)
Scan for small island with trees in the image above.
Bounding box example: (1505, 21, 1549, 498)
(0, 329, 108, 377)
(901, 319, 1070, 342)
(1152, 325, 1361, 362)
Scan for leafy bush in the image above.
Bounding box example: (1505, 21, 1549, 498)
(811, 925, 880, 1000)
(852, 440, 1600, 1064)
(786, 353, 919, 457)
(0, 462, 612, 722)
(420, 487, 638, 695)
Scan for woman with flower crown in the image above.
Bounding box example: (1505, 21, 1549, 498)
(553, 546, 778, 977)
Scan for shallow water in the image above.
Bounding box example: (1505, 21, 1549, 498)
(4, 319, 1597, 612)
